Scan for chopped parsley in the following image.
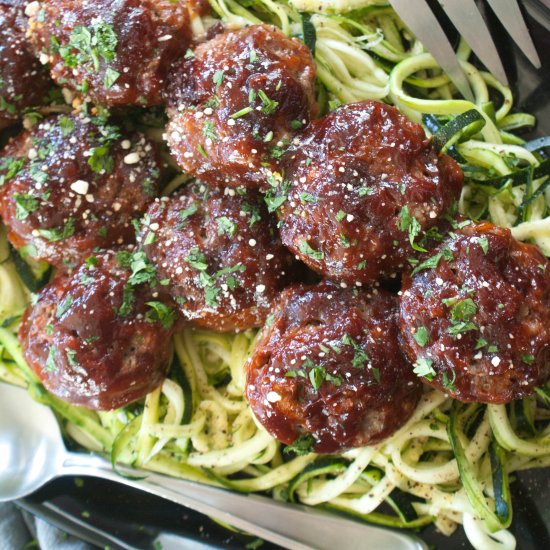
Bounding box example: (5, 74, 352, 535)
(398, 206, 426, 252)
(117, 251, 158, 316)
(179, 202, 198, 225)
(230, 106, 253, 119)
(298, 241, 324, 261)
(145, 301, 177, 329)
(413, 326, 429, 347)
(45, 346, 57, 372)
(340, 233, 350, 248)
(283, 434, 315, 456)
(13, 193, 41, 220)
(263, 176, 289, 213)
(0, 157, 25, 186)
(85, 255, 99, 268)
(358, 186, 373, 197)
(447, 322, 477, 336)
(242, 202, 261, 227)
(449, 298, 477, 323)
(103, 67, 120, 89)
(204, 286, 221, 307)
(39, 218, 76, 242)
(335, 210, 346, 222)
(212, 70, 225, 88)
(309, 365, 342, 390)
(268, 143, 286, 159)
(475, 337, 488, 350)
(58, 22, 118, 72)
(197, 144, 208, 158)
(56, 295, 74, 318)
(411, 247, 453, 276)
(257, 89, 279, 115)
(285, 368, 308, 380)
(286, 358, 342, 391)
(446, 298, 478, 336)
(58, 115, 76, 136)
(478, 237, 489, 254)
(202, 120, 217, 141)
(185, 248, 246, 307)
(127, 251, 157, 286)
(66, 349, 80, 368)
(342, 334, 370, 370)
(88, 144, 113, 173)
(299, 192, 317, 204)
(185, 248, 208, 271)
(216, 216, 237, 236)
(441, 368, 457, 392)
(0, 96, 16, 115)
(413, 358, 436, 381)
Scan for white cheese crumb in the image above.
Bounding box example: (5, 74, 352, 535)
(70, 180, 89, 195)
(124, 152, 140, 165)
(266, 391, 281, 403)
(25, 1, 40, 17)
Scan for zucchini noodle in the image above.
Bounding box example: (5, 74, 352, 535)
(1, 2, 550, 550)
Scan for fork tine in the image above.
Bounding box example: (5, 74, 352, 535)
(388, 0, 475, 101)
(485, 0, 542, 68)
(438, 0, 509, 85)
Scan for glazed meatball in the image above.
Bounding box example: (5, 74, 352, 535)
(400, 221, 550, 403)
(19, 251, 176, 410)
(27, 0, 191, 107)
(246, 284, 422, 453)
(275, 100, 463, 285)
(0, 114, 161, 269)
(165, 25, 317, 189)
(0, 0, 53, 130)
(142, 182, 296, 332)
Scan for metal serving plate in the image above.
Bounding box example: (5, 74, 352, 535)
(15, 2, 550, 549)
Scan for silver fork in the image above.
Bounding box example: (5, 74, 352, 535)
(389, 0, 542, 100)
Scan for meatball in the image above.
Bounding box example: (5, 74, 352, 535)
(0, 114, 161, 270)
(246, 284, 422, 453)
(28, 0, 191, 107)
(275, 100, 464, 285)
(400, 221, 550, 403)
(142, 182, 296, 332)
(0, 0, 53, 130)
(165, 24, 317, 189)
(19, 251, 176, 410)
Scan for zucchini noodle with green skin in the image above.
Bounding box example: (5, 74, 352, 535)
(1, 1, 550, 550)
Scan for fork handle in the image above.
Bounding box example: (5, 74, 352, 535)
(60, 453, 426, 550)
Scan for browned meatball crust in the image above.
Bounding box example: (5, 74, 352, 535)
(400, 221, 550, 403)
(165, 24, 317, 189)
(0, 114, 161, 270)
(275, 100, 464, 285)
(28, 0, 191, 107)
(246, 284, 422, 453)
(19, 251, 176, 410)
(142, 182, 297, 332)
(0, 0, 53, 129)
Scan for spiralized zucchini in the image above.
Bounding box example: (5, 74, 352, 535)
(1, 2, 550, 550)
